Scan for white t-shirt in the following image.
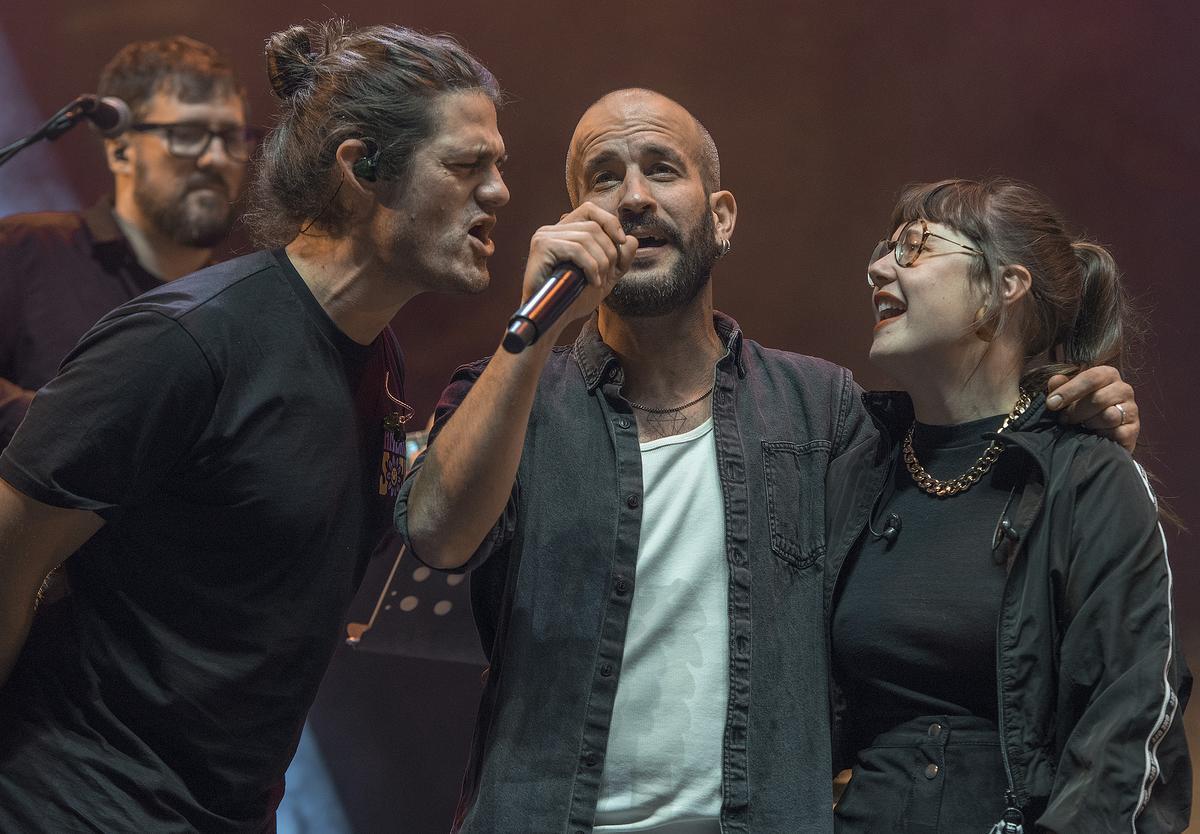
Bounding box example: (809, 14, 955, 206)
(593, 419, 728, 834)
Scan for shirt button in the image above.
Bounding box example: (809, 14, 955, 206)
(616, 417, 630, 429)
(928, 722, 943, 738)
(583, 751, 597, 767)
(925, 763, 939, 779)
(600, 663, 614, 677)
(614, 577, 631, 595)
(625, 494, 640, 509)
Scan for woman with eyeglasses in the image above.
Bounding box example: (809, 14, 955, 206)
(825, 178, 1190, 833)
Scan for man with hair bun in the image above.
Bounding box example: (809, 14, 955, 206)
(0, 35, 249, 450)
(0, 20, 535, 831)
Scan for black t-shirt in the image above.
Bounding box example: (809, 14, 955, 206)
(0, 250, 406, 832)
(831, 414, 1019, 755)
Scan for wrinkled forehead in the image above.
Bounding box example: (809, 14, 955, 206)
(569, 93, 701, 175)
(423, 91, 505, 155)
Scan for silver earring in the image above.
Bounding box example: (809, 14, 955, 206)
(718, 239, 731, 258)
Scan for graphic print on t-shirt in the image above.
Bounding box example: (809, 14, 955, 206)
(379, 429, 406, 496)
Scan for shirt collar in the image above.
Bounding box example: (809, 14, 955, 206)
(572, 309, 747, 393)
(862, 388, 1053, 444)
(80, 196, 210, 285)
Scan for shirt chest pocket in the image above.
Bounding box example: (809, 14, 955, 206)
(762, 440, 831, 569)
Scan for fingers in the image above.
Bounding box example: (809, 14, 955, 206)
(519, 204, 636, 336)
(565, 201, 628, 250)
(1059, 380, 1133, 426)
(528, 202, 629, 290)
(616, 233, 639, 273)
(1079, 400, 1140, 453)
(1044, 374, 1071, 403)
(572, 201, 640, 278)
(1045, 366, 1140, 453)
(1103, 420, 1140, 454)
(1044, 365, 1120, 412)
(528, 224, 620, 289)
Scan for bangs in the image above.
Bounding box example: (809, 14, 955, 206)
(889, 178, 992, 245)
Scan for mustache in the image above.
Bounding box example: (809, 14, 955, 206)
(182, 173, 229, 197)
(620, 213, 682, 246)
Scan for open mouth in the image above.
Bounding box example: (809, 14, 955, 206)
(874, 292, 906, 323)
(467, 217, 496, 255)
(633, 232, 668, 249)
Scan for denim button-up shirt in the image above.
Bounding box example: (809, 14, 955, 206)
(395, 312, 872, 833)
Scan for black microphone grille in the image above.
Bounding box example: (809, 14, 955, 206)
(93, 97, 132, 138)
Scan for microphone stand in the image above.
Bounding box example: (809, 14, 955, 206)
(0, 96, 102, 170)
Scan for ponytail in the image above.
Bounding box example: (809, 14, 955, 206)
(1064, 241, 1125, 369)
(1020, 237, 1137, 391)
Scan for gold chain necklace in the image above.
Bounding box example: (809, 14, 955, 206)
(903, 391, 1032, 497)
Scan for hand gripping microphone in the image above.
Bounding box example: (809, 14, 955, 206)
(502, 262, 586, 354)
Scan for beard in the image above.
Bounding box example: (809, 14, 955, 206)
(604, 208, 720, 317)
(133, 160, 235, 249)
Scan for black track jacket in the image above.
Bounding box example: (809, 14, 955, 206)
(824, 391, 1191, 834)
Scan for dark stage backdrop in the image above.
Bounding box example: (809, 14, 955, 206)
(2, 0, 1196, 830)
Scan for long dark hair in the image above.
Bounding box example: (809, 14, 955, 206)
(248, 19, 500, 245)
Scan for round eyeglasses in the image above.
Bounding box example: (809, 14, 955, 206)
(129, 122, 256, 163)
(867, 218, 984, 287)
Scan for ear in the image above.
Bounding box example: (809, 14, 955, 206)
(334, 138, 377, 197)
(999, 265, 1033, 308)
(104, 137, 132, 176)
(709, 189, 737, 244)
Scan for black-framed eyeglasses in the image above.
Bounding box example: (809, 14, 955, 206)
(129, 122, 256, 163)
(867, 218, 984, 287)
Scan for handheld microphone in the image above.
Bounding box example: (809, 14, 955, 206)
(502, 262, 586, 354)
(75, 95, 132, 138)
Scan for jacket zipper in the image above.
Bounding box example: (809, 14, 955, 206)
(990, 436, 1048, 834)
(992, 583, 1025, 834)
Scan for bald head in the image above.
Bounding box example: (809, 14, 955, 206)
(565, 88, 720, 207)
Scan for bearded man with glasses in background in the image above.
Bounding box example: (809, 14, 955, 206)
(0, 35, 249, 450)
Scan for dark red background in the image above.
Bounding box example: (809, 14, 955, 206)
(2, 0, 1196, 829)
